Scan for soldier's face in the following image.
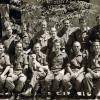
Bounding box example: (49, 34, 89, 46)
(6, 27, 12, 37)
(64, 20, 70, 29)
(51, 28, 57, 39)
(41, 22, 47, 31)
(54, 43, 61, 52)
(93, 42, 100, 53)
(16, 43, 23, 54)
(73, 42, 81, 53)
(79, 20, 86, 28)
(0, 45, 4, 55)
(34, 44, 41, 53)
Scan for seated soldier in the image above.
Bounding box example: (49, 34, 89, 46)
(45, 39, 68, 99)
(0, 43, 11, 92)
(21, 54, 49, 100)
(5, 42, 28, 100)
(83, 40, 100, 99)
(62, 41, 87, 98)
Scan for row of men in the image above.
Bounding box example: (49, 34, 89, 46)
(0, 39, 100, 100)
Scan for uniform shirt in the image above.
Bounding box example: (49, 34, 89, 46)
(74, 27, 90, 50)
(68, 51, 87, 70)
(0, 53, 11, 73)
(48, 51, 67, 73)
(87, 53, 100, 71)
(47, 37, 65, 56)
(88, 25, 100, 42)
(11, 52, 28, 71)
(3, 34, 20, 56)
(31, 30, 50, 48)
(61, 27, 78, 55)
(35, 52, 48, 66)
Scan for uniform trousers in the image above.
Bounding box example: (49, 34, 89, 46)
(62, 69, 84, 92)
(83, 70, 100, 96)
(5, 70, 27, 92)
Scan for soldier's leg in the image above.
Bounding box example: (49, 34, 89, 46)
(52, 72, 64, 93)
(74, 72, 84, 91)
(62, 73, 72, 93)
(15, 74, 27, 92)
(44, 72, 54, 95)
(83, 72, 93, 93)
(92, 77, 100, 97)
(0, 75, 7, 90)
(5, 76, 15, 92)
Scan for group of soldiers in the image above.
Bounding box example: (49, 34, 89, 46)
(0, 13, 100, 100)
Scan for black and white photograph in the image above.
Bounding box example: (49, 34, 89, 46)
(0, 0, 100, 100)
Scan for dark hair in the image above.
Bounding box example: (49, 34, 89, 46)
(96, 15, 100, 20)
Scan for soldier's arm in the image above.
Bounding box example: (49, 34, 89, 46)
(2, 55, 11, 76)
(67, 63, 73, 75)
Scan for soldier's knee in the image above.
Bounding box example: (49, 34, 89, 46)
(5, 77, 15, 91)
(85, 73, 92, 79)
(19, 76, 27, 83)
(62, 76, 70, 84)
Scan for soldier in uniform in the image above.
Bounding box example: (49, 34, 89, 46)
(60, 19, 78, 55)
(21, 54, 49, 100)
(0, 43, 11, 91)
(45, 39, 68, 99)
(3, 25, 20, 58)
(62, 41, 87, 97)
(83, 40, 100, 99)
(47, 27, 65, 58)
(89, 15, 100, 42)
(74, 17, 90, 51)
(30, 20, 50, 54)
(5, 42, 28, 99)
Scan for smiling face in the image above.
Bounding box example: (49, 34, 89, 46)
(16, 42, 23, 55)
(33, 43, 41, 54)
(41, 21, 47, 31)
(63, 20, 70, 29)
(6, 26, 12, 37)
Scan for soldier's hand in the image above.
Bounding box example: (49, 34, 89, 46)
(87, 68, 91, 72)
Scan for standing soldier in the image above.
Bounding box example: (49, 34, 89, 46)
(0, 43, 11, 92)
(62, 41, 87, 98)
(47, 27, 65, 58)
(89, 15, 100, 43)
(3, 25, 20, 58)
(83, 40, 100, 99)
(30, 20, 50, 54)
(74, 17, 90, 51)
(6, 42, 28, 100)
(60, 19, 78, 55)
(45, 39, 68, 99)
